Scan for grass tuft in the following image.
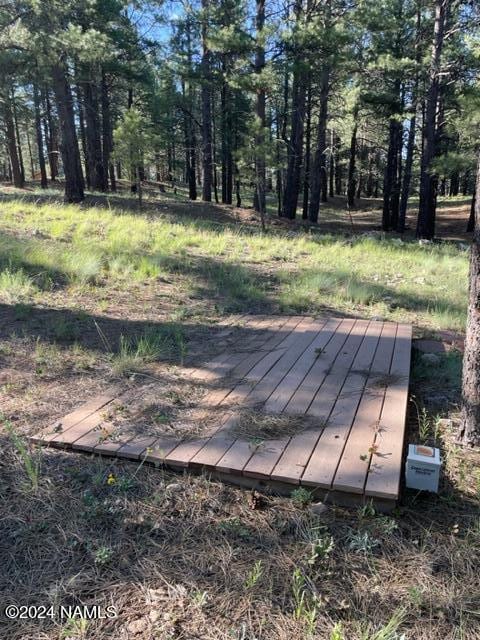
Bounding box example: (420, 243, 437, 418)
(110, 325, 186, 376)
(0, 267, 37, 302)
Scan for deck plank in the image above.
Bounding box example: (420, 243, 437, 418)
(365, 324, 412, 499)
(164, 317, 302, 467)
(264, 317, 338, 414)
(215, 437, 257, 474)
(301, 321, 384, 487)
(332, 322, 398, 494)
(271, 319, 370, 484)
(31, 390, 119, 445)
(27, 315, 412, 508)
(284, 317, 356, 415)
(307, 319, 370, 419)
(237, 317, 332, 478)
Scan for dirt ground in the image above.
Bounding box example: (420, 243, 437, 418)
(0, 181, 478, 640)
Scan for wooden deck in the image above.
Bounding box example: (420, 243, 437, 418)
(30, 315, 412, 509)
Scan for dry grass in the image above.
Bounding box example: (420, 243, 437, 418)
(230, 407, 316, 441)
(0, 187, 478, 639)
(0, 435, 479, 640)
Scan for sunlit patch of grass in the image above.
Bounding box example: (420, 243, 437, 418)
(110, 324, 187, 376)
(0, 267, 37, 302)
(63, 248, 104, 284)
(0, 195, 469, 330)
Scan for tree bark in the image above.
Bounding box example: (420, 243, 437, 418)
(460, 153, 480, 446)
(51, 63, 85, 202)
(11, 89, 25, 184)
(101, 72, 116, 192)
(253, 0, 266, 216)
(308, 65, 330, 223)
(382, 117, 401, 231)
(347, 111, 358, 209)
(201, 0, 213, 202)
(33, 83, 48, 188)
(399, 111, 416, 232)
(417, 0, 447, 239)
(43, 87, 58, 180)
(302, 82, 311, 220)
(3, 92, 24, 188)
(82, 69, 106, 192)
(221, 76, 233, 204)
(335, 133, 342, 195)
(282, 0, 306, 220)
(467, 187, 476, 232)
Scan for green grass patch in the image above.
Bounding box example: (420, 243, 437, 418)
(0, 193, 469, 331)
(110, 324, 187, 376)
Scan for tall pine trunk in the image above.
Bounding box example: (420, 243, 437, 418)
(51, 63, 84, 202)
(302, 82, 312, 220)
(101, 72, 115, 192)
(398, 111, 416, 232)
(308, 65, 330, 223)
(221, 76, 233, 204)
(3, 92, 24, 188)
(33, 83, 48, 188)
(347, 111, 358, 208)
(201, 0, 213, 202)
(253, 0, 266, 216)
(75, 83, 90, 188)
(417, 0, 447, 239)
(82, 70, 106, 192)
(382, 116, 401, 231)
(11, 89, 25, 184)
(43, 88, 58, 180)
(460, 152, 480, 446)
(282, 0, 306, 220)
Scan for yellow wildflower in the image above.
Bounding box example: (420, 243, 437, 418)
(107, 473, 117, 486)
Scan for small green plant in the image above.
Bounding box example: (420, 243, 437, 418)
(360, 607, 406, 640)
(358, 501, 376, 519)
(330, 623, 345, 640)
(244, 560, 263, 589)
(348, 530, 380, 554)
(219, 517, 251, 540)
(291, 487, 313, 508)
(375, 516, 398, 536)
(307, 534, 334, 566)
(3, 417, 41, 490)
(292, 569, 318, 635)
(94, 546, 114, 566)
(407, 585, 424, 608)
(192, 590, 208, 607)
(418, 404, 432, 443)
(52, 317, 78, 342)
(0, 267, 36, 302)
(110, 325, 186, 376)
(13, 302, 33, 320)
(60, 617, 89, 639)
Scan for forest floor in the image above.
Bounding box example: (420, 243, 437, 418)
(0, 181, 478, 640)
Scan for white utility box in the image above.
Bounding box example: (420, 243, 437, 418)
(405, 444, 441, 493)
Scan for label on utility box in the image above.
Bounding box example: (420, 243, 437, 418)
(405, 444, 441, 493)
